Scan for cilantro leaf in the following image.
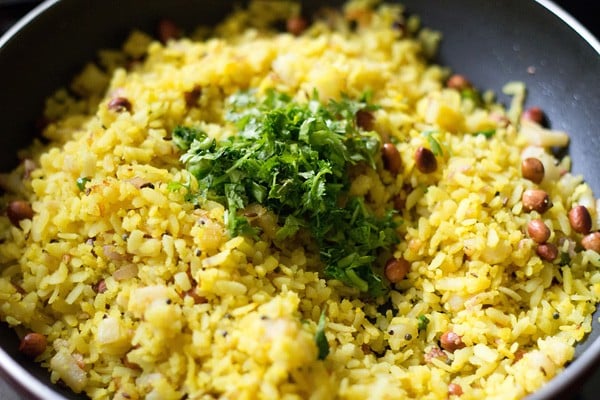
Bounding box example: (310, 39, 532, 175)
(76, 176, 91, 191)
(422, 130, 443, 156)
(460, 88, 482, 106)
(472, 129, 496, 139)
(559, 252, 571, 266)
(417, 314, 430, 332)
(275, 215, 304, 241)
(173, 89, 398, 295)
(167, 178, 199, 204)
(173, 126, 206, 151)
(315, 309, 330, 360)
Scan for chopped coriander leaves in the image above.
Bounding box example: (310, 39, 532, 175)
(76, 176, 91, 191)
(173, 89, 399, 295)
(559, 252, 571, 266)
(315, 309, 330, 360)
(422, 130, 444, 156)
(417, 314, 430, 332)
(460, 87, 482, 106)
(472, 129, 496, 139)
(167, 179, 198, 204)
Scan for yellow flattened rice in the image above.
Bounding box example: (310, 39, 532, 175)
(1, 1, 600, 400)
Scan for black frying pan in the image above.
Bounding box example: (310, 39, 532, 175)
(0, 1, 599, 399)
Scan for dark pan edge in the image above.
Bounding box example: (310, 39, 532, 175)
(529, 336, 600, 400)
(536, 0, 600, 53)
(0, 346, 69, 400)
(525, 3, 600, 399)
(0, 0, 58, 48)
(1, 3, 68, 400)
(0, 1, 599, 400)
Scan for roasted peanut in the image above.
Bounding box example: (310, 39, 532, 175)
(521, 106, 544, 125)
(19, 332, 47, 359)
(521, 157, 545, 184)
(384, 257, 410, 283)
(582, 232, 600, 253)
(6, 200, 33, 227)
(440, 331, 465, 352)
(108, 96, 132, 112)
(415, 146, 437, 174)
(286, 16, 308, 36)
(522, 189, 552, 213)
(157, 18, 181, 43)
(424, 347, 448, 364)
(527, 219, 551, 243)
(536, 243, 558, 262)
(356, 109, 375, 131)
(448, 383, 463, 396)
(568, 205, 592, 234)
(184, 86, 202, 108)
(446, 74, 470, 91)
(382, 143, 402, 175)
(393, 193, 405, 210)
(94, 279, 107, 294)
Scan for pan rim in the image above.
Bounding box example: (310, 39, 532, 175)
(0, 0, 59, 49)
(521, 1, 600, 400)
(535, 0, 600, 54)
(0, 1, 83, 398)
(0, 1, 599, 400)
(0, 345, 67, 400)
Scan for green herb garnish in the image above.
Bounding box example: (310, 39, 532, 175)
(460, 88, 482, 106)
(559, 252, 571, 266)
(422, 130, 443, 156)
(472, 129, 496, 139)
(76, 176, 91, 191)
(173, 89, 398, 295)
(316, 309, 330, 360)
(417, 314, 430, 332)
(167, 180, 198, 204)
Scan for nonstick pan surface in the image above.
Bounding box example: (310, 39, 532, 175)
(0, 1, 599, 399)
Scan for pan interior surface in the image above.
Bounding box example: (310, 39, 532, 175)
(0, 1, 598, 400)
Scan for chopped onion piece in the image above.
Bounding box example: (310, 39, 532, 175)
(50, 350, 88, 393)
(113, 264, 138, 281)
(520, 119, 569, 148)
(103, 245, 126, 261)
